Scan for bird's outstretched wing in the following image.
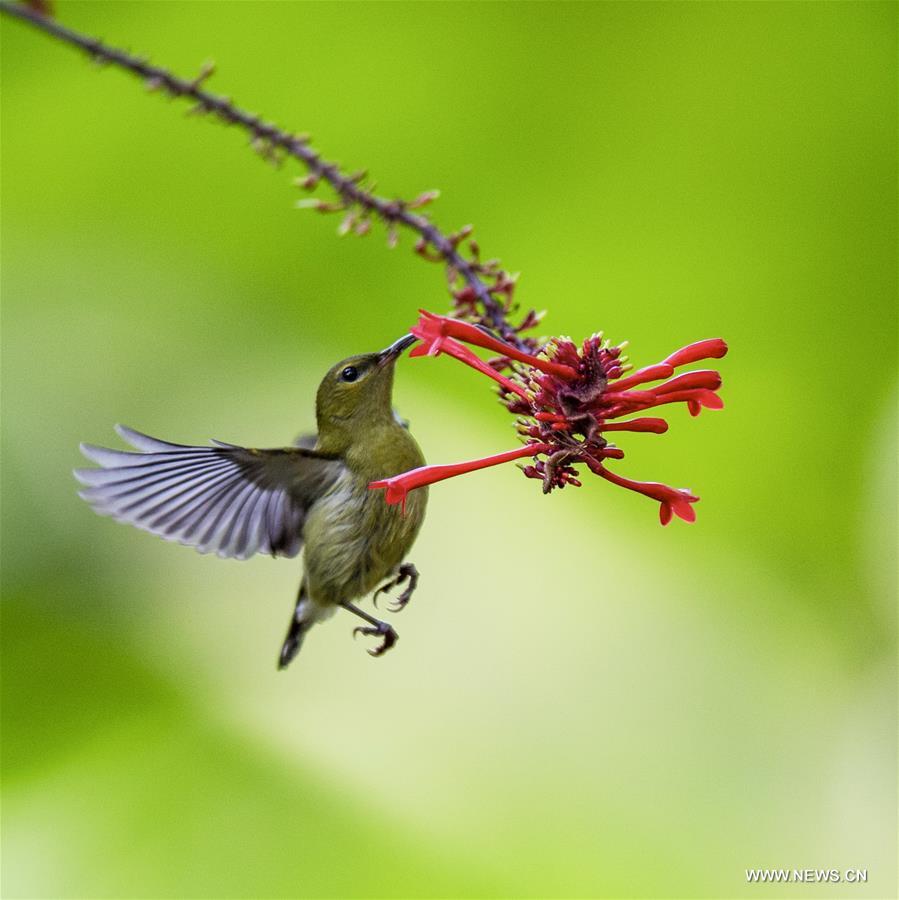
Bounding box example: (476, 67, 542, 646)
(75, 425, 344, 560)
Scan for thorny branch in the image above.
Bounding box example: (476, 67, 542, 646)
(0, 0, 539, 350)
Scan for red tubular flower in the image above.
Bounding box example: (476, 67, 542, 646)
(410, 332, 529, 400)
(585, 459, 699, 525)
(410, 309, 578, 380)
(599, 417, 669, 434)
(664, 338, 728, 368)
(370, 311, 728, 525)
(370, 444, 551, 514)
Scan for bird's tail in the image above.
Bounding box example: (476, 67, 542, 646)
(278, 581, 315, 670)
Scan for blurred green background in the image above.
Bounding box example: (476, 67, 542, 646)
(2, 2, 896, 898)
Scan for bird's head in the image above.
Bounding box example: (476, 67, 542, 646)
(315, 334, 416, 450)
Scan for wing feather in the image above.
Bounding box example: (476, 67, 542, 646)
(115, 423, 198, 452)
(75, 426, 341, 560)
(80, 460, 234, 510)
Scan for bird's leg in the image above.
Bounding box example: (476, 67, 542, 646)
(391, 562, 419, 611)
(373, 562, 420, 613)
(340, 600, 398, 657)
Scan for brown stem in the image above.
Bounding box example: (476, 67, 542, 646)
(0, 0, 526, 342)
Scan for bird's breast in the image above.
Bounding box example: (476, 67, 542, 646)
(302, 462, 427, 608)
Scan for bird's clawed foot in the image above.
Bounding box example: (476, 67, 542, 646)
(373, 562, 419, 613)
(353, 621, 398, 657)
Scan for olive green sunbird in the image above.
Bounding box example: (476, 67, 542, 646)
(75, 334, 426, 667)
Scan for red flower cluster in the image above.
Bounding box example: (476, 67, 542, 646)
(370, 311, 727, 524)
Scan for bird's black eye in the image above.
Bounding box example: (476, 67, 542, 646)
(340, 366, 359, 383)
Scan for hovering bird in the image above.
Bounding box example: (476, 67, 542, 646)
(75, 334, 426, 668)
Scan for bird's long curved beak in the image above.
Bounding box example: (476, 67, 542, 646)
(377, 333, 417, 366)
